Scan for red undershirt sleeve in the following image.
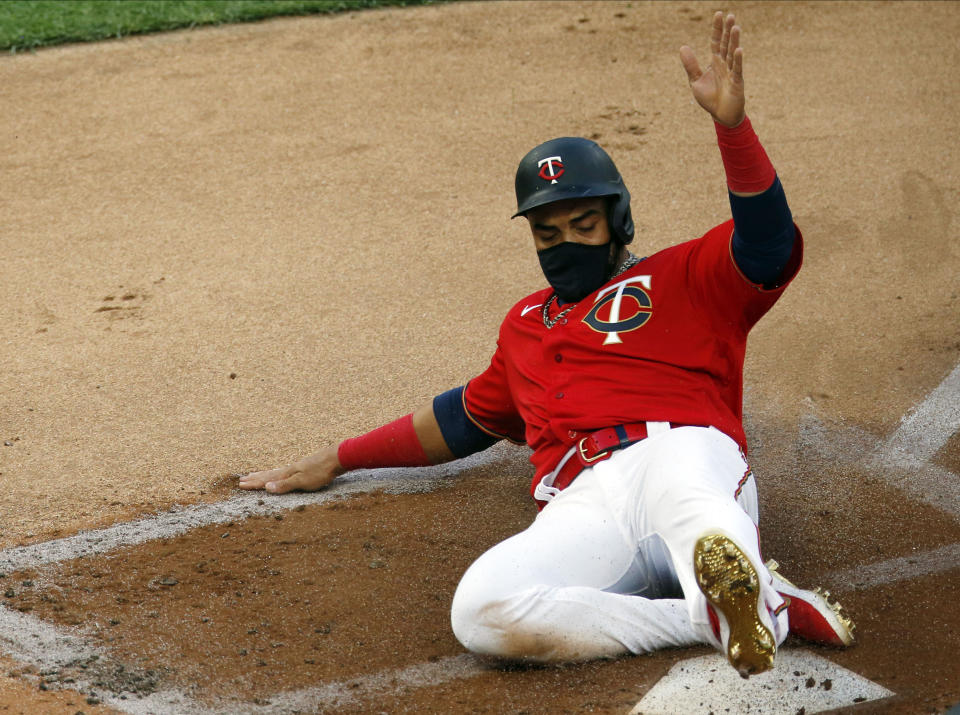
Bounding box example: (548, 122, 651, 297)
(337, 413, 431, 470)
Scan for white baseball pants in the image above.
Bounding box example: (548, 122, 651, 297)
(450, 426, 788, 662)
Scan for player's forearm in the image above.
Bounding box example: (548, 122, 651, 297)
(716, 115, 796, 286)
(714, 115, 775, 196)
(336, 401, 455, 471)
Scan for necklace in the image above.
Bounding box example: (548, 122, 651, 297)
(541, 294, 576, 329)
(615, 253, 643, 275)
(541, 251, 643, 329)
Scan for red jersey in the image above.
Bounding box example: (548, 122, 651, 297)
(463, 220, 803, 498)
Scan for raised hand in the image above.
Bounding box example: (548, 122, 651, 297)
(679, 11, 745, 128)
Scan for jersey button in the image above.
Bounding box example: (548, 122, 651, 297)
(568, 430, 578, 439)
(554, 354, 563, 362)
(555, 392, 564, 399)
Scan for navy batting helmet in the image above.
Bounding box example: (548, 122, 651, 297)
(512, 137, 634, 245)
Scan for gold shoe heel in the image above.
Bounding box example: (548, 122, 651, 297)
(694, 534, 776, 678)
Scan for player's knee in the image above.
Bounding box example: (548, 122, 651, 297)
(451, 584, 562, 661)
(450, 581, 507, 655)
(450, 557, 513, 655)
(450, 588, 498, 655)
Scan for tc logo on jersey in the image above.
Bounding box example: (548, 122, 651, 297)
(537, 156, 564, 184)
(583, 275, 653, 345)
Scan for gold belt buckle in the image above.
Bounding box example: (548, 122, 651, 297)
(577, 436, 609, 463)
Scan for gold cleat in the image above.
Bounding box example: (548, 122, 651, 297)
(695, 534, 776, 679)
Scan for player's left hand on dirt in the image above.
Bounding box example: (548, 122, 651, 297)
(237, 447, 344, 494)
(680, 11, 745, 128)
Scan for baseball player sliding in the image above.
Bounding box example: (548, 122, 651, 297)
(240, 12, 854, 677)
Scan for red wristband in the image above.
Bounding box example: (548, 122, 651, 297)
(337, 413, 431, 470)
(714, 115, 776, 194)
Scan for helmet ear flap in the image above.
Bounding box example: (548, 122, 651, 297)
(607, 193, 635, 245)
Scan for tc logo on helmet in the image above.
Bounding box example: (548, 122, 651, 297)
(537, 156, 564, 184)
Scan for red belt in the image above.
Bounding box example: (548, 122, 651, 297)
(551, 422, 692, 493)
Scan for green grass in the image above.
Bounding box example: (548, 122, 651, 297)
(0, 0, 444, 53)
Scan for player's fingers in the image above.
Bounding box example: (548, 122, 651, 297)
(264, 471, 302, 494)
(238, 465, 295, 490)
(727, 25, 741, 70)
(732, 46, 744, 83)
(719, 13, 735, 62)
(265, 470, 325, 494)
(679, 46, 702, 82)
(709, 11, 723, 57)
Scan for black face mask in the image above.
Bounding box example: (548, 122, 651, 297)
(537, 241, 611, 303)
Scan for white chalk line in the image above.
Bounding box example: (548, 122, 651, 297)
(802, 361, 960, 520)
(7, 538, 951, 715)
(0, 445, 523, 714)
(0, 444, 526, 574)
(0, 599, 486, 714)
(801, 414, 960, 520)
(828, 541, 960, 591)
(0, 603, 101, 670)
(884, 362, 960, 465)
(798, 360, 960, 590)
(0, 605, 201, 714)
(867, 361, 960, 519)
(633, 364, 960, 715)
(205, 654, 485, 715)
(1, 364, 958, 713)
(96, 654, 484, 715)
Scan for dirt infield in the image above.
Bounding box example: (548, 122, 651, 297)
(1, 1, 959, 712)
